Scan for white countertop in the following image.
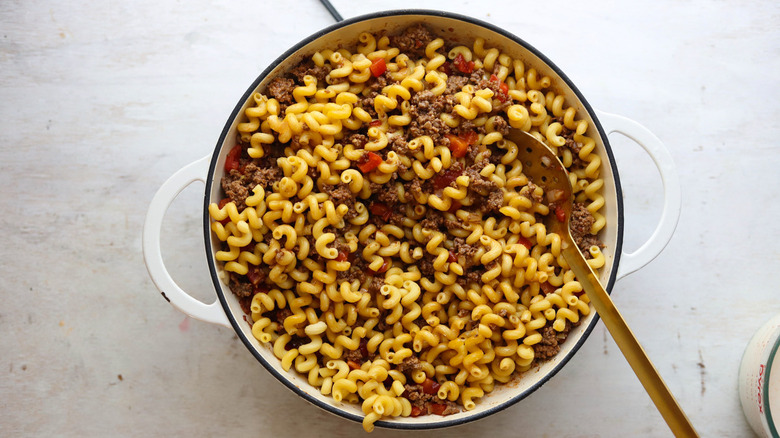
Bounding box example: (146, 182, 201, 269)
(2, 0, 778, 436)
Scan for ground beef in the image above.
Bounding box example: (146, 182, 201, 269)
(266, 77, 295, 105)
(555, 123, 589, 170)
(366, 71, 391, 93)
(463, 166, 500, 205)
(419, 208, 445, 230)
(533, 321, 574, 361)
(221, 170, 250, 210)
(577, 235, 604, 257)
(554, 118, 581, 152)
(388, 134, 411, 157)
(289, 60, 331, 85)
(337, 267, 362, 283)
(359, 95, 378, 119)
(404, 178, 424, 202)
(245, 162, 283, 190)
(570, 202, 594, 237)
(403, 384, 436, 403)
(342, 348, 364, 363)
(419, 257, 436, 277)
(476, 75, 501, 96)
(408, 90, 454, 145)
(347, 133, 369, 149)
(366, 276, 384, 293)
(388, 24, 434, 59)
(453, 237, 479, 267)
(397, 356, 423, 374)
(445, 75, 469, 95)
(306, 163, 320, 180)
(438, 403, 460, 416)
(491, 115, 510, 136)
(467, 68, 484, 83)
(402, 384, 460, 415)
(273, 307, 293, 326)
(533, 326, 561, 361)
(323, 183, 358, 220)
(375, 314, 390, 332)
(377, 184, 400, 204)
(462, 167, 490, 194)
(229, 276, 253, 298)
(521, 182, 544, 203)
(479, 189, 504, 214)
(246, 265, 268, 286)
(570, 202, 604, 255)
(464, 266, 485, 284)
(564, 134, 581, 155)
(442, 217, 467, 233)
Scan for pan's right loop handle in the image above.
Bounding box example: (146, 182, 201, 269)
(596, 110, 682, 280)
(142, 156, 230, 328)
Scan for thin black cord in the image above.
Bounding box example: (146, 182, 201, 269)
(319, 0, 344, 22)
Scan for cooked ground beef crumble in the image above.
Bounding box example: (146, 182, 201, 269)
(211, 24, 606, 423)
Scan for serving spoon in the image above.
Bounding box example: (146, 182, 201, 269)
(510, 130, 698, 437)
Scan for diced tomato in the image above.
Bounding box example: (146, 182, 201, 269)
(410, 406, 424, 417)
(253, 284, 269, 295)
(369, 119, 382, 127)
(446, 134, 469, 158)
(285, 335, 306, 351)
(447, 251, 457, 263)
(357, 151, 383, 173)
(347, 360, 361, 371)
(225, 145, 242, 172)
(518, 236, 533, 250)
(217, 198, 231, 225)
(335, 249, 349, 262)
(448, 200, 461, 213)
(366, 260, 390, 276)
(359, 338, 369, 358)
(452, 53, 474, 74)
(421, 378, 441, 395)
(246, 265, 264, 285)
(430, 403, 448, 415)
(541, 281, 556, 295)
(369, 202, 393, 222)
(369, 58, 387, 77)
(490, 74, 510, 102)
(461, 130, 479, 146)
(432, 166, 463, 190)
(554, 206, 566, 222)
(440, 61, 452, 76)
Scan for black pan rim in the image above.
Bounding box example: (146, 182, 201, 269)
(203, 8, 624, 431)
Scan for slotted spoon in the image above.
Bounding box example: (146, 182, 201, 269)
(511, 129, 698, 438)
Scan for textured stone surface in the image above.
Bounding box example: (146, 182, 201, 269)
(1, 1, 777, 436)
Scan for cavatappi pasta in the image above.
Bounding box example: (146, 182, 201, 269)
(209, 24, 606, 432)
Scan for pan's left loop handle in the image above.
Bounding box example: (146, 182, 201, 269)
(142, 156, 230, 328)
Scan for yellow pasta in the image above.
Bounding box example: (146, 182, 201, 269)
(209, 24, 607, 431)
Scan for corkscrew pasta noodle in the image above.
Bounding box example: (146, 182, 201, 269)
(210, 24, 606, 432)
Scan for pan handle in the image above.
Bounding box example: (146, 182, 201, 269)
(142, 156, 231, 328)
(596, 110, 682, 280)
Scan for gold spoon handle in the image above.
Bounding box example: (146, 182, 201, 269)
(563, 246, 699, 437)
